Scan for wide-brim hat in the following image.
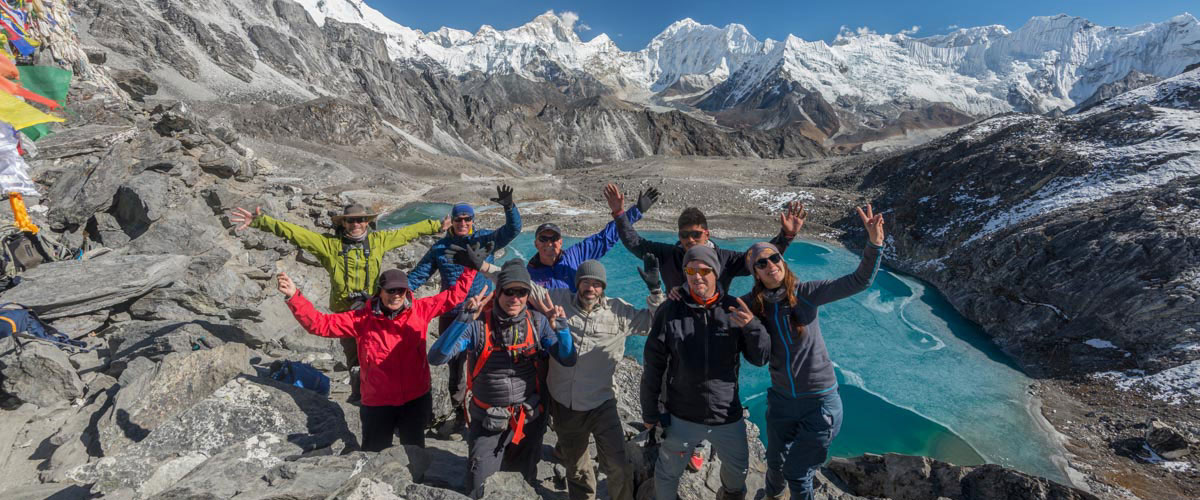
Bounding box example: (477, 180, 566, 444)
(331, 203, 379, 225)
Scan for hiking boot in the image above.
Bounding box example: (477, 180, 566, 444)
(687, 450, 704, 472)
(436, 410, 466, 440)
(765, 489, 790, 500)
(347, 367, 361, 404)
(715, 487, 746, 500)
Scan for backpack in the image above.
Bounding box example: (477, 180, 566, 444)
(0, 303, 88, 352)
(269, 360, 331, 396)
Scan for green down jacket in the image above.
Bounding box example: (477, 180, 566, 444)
(251, 214, 441, 312)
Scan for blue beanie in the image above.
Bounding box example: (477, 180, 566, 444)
(452, 203, 475, 218)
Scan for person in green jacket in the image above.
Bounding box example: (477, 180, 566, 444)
(230, 202, 447, 402)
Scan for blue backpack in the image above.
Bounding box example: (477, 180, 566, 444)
(269, 360, 331, 396)
(0, 303, 87, 351)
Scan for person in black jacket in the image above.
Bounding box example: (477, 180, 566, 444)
(641, 245, 771, 500)
(614, 202, 806, 290)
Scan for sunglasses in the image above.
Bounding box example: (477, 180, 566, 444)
(501, 287, 530, 298)
(346, 217, 370, 224)
(678, 230, 705, 240)
(754, 253, 783, 270)
(383, 287, 407, 295)
(684, 267, 713, 277)
(537, 234, 561, 243)
(453, 217, 473, 223)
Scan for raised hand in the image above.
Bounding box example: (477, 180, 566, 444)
(604, 183, 625, 216)
(440, 214, 451, 233)
(277, 272, 297, 298)
(638, 253, 662, 291)
(856, 204, 885, 247)
(780, 201, 807, 237)
(491, 184, 515, 209)
(728, 297, 755, 328)
(446, 241, 494, 270)
(464, 289, 492, 319)
(637, 187, 661, 213)
(230, 206, 261, 232)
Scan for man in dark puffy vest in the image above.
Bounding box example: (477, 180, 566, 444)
(429, 259, 577, 491)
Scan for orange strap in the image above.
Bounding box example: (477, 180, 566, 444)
(467, 315, 535, 394)
(466, 314, 539, 444)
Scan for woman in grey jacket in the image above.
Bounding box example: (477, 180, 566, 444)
(742, 205, 885, 500)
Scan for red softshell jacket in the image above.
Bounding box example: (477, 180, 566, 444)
(286, 268, 477, 407)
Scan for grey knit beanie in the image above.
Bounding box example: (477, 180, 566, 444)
(496, 259, 532, 289)
(575, 260, 607, 289)
(682, 245, 722, 276)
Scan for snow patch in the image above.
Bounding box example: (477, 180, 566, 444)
(741, 188, 815, 212)
(1084, 339, 1118, 349)
(1094, 360, 1200, 405)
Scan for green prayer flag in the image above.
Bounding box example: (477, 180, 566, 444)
(16, 66, 72, 141)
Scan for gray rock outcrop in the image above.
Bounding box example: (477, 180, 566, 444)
(0, 254, 189, 319)
(0, 342, 86, 407)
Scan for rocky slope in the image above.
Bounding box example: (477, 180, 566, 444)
(817, 68, 1200, 499)
(71, 0, 825, 172)
(0, 24, 1106, 499)
(72, 0, 1200, 160)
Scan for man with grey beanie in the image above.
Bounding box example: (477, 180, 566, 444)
(444, 249, 668, 500)
(641, 245, 771, 500)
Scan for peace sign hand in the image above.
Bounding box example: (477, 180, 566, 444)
(464, 289, 492, 319)
(530, 293, 567, 329)
(230, 206, 261, 232)
(856, 204, 885, 247)
(728, 297, 755, 328)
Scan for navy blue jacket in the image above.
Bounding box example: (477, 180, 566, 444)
(408, 204, 521, 314)
(527, 206, 643, 291)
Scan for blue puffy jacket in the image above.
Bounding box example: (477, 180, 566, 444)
(527, 206, 643, 291)
(408, 204, 521, 313)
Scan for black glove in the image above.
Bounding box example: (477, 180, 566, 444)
(490, 184, 514, 209)
(637, 187, 660, 214)
(638, 254, 662, 291)
(445, 241, 493, 270)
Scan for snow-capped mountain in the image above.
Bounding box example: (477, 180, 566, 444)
(288, 2, 1199, 144)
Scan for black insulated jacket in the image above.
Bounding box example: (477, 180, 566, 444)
(640, 289, 771, 426)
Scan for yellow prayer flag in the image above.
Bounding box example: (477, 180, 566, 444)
(0, 90, 62, 130)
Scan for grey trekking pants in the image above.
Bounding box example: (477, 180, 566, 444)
(654, 415, 749, 500)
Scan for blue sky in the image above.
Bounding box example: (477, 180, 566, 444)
(369, 1, 1196, 50)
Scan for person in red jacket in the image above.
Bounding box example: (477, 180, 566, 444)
(276, 243, 489, 451)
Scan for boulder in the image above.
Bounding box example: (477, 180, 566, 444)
(33, 124, 138, 160)
(71, 374, 356, 495)
(95, 343, 255, 455)
(0, 342, 85, 407)
(0, 254, 189, 319)
(110, 68, 158, 102)
(1146, 418, 1192, 460)
(471, 471, 536, 500)
(826, 454, 1098, 500)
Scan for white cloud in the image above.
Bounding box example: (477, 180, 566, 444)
(947, 24, 960, 30)
(899, 25, 920, 35)
(559, 10, 579, 29)
(835, 25, 877, 40)
(578, 23, 592, 32)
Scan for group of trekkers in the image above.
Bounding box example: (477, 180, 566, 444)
(230, 182, 885, 500)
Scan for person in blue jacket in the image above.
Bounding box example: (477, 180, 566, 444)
(408, 184, 522, 433)
(527, 184, 660, 291)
